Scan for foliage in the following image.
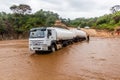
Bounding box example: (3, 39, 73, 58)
(0, 4, 120, 39)
(0, 5, 59, 39)
(68, 11, 120, 30)
(110, 5, 120, 13)
(10, 4, 32, 15)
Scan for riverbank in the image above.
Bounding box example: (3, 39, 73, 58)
(0, 27, 119, 41)
(81, 28, 120, 38)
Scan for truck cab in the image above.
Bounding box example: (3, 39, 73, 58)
(29, 27, 57, 52)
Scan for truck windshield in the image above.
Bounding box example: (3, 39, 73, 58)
(29, 29, 46, 38)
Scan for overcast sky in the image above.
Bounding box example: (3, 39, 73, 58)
(0, 0, 120, 19)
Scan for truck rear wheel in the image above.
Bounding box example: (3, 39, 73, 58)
(87, 35, 90, 41)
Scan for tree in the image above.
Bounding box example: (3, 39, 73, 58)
(110, 5, 120, 13)
(0, 20, 6, 39)
(10, 4, 32, 15)
(0, 12, 12, 39)
(35, 9, 59, 26)
(60, 18, 71, 26)
(10, 4, 32, 39)
(45, 15, 57, 26)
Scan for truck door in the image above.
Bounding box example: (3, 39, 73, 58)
(47, 29, 56, 43)
(47, 29, 52, 38)
(47, 29, 52, 45)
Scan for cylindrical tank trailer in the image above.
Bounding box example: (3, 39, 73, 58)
(53, 28, 74, 41)
(69, 28, 88, 41)
(50, 27, 88, 41)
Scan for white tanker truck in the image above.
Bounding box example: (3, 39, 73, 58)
(29, 27, 89, 53)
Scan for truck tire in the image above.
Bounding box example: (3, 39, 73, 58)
(87, 35, 90, 41)
(51, 45, 56, 52)
(35, 50, 40, 54)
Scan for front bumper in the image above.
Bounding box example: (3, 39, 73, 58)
(29, 44, 49, 51)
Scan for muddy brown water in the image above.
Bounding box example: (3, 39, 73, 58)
(0, 37, 120, 80)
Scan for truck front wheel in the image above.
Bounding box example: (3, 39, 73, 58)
(51, 45, 56, 52)
(35, 50, 40, 54)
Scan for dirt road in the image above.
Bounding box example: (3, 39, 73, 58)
(0, 37, 120, 80)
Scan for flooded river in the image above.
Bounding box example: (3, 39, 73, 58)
(0, 37, 120, 80)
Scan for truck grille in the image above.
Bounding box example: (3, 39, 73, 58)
(30, 40, 44, 46)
